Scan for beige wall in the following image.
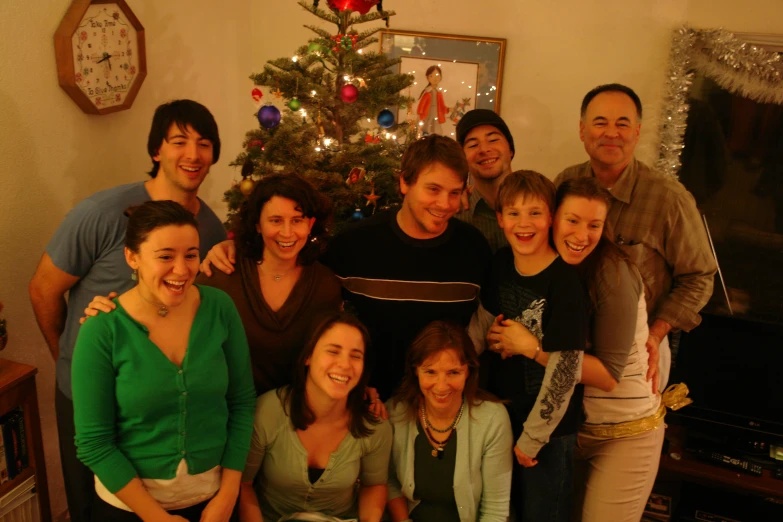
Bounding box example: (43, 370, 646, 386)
(0, 0, 254, 516)
(0, 0, 780, 518)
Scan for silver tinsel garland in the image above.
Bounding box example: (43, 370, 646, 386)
(656, 26, 783, 179)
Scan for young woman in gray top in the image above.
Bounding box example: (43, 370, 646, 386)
(238, 311, 391, 522)
(386, 321, 513, 522)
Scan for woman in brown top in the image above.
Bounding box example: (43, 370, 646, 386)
(197, 173, 342, 395)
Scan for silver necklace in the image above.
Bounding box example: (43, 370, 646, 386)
(421, 399, 465, 434)
(137, 289, 168, 317)
(257, 261, 296, 282)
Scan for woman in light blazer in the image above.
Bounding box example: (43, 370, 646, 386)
(386, 321, 513, 522)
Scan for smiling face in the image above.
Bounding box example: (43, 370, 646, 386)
(417, 348, 468, 416)
(580, 91, 641, 176)
(554, 195, 608, 265)
(153, 123, 215, 194)
(462, 124, 513, 182)
(256, 195, 315, 265)
(306, 322, 366, 402)
(398, 162, 464, 239)
(497, 194, 553, 260)
(126, 224, 200, 309)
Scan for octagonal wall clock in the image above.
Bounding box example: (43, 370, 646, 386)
(54, 0, 147, 115)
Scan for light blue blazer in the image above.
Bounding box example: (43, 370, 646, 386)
(386, 398, 513, 522)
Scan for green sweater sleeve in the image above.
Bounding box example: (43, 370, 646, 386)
(216, 291, 257, 472)
(72, 314, 139, 493)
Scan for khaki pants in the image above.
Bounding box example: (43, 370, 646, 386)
(573, 426, 665, 522)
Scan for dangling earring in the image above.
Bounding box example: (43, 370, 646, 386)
(131, 269, 138, 281)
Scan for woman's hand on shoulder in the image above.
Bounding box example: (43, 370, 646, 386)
(200, 240, 237, 277)
(365, 386, 388, 420)
(79, 292, 118, 325)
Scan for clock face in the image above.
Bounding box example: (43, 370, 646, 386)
(70, 3, 140, 110)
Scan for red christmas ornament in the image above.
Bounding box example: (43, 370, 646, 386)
(327, 0, 379, 14)
(248, 139, 264, 151)
(251, 88, 263, 102)
(340, 84, 359, 103)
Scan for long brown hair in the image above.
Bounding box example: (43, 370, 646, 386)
(554, 177, 634, 309)
(391, 320, 499, 421)
(278, 311, 379, 438)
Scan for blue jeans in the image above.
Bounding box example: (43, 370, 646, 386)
(513, 433, 577, 522)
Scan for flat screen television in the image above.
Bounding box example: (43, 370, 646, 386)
(668, 312, 783, 446)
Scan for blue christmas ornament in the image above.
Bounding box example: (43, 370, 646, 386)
(257, 105, 281, 129)
(377, 109, 395, 129)
(351, 209, 364, 221)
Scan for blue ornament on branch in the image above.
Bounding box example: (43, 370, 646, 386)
(377, 109, 395, 129)
(351, 209, 364, 221)
(257, 105, 281, 129)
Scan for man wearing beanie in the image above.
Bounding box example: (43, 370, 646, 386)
(455, 109, 516, 252)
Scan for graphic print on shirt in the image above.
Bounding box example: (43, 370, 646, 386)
(512, 298, 545, 342)
(539, 350, 580, 423)
(498, 283, 548, 395)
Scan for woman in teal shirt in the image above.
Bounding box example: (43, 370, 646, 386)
(72, 201, 256, 522)
(239, 311, 391, 522)
(386, 321, 513, 522)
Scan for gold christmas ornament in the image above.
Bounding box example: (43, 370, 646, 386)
(240, 178, 255, 196)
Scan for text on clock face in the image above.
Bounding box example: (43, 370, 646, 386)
(71, 4, 139, 109)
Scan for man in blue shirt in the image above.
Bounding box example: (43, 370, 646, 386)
(29, 100, 227, 522)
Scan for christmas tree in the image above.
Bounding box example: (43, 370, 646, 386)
(224, 0, 416, 232)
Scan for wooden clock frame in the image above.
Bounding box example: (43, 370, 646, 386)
(54, 0, 147, 115)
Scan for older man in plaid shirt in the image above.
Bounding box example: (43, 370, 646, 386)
(555, 83, 717, 394)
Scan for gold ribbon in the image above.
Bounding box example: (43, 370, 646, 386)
(579, 383, 693, 440)
(661, 382, 693, 411)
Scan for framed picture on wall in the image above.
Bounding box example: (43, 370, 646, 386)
(380, 30, 506, 136)
(398, 56, 479, 138)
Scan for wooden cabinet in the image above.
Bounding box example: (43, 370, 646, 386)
(0, 359, 50, 522)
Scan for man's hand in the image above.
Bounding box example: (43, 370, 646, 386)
(199, 489, 237, 522)
(645, 334, 660, 395)
(646, 319, 671, 395)
(200, 240, 236, 276)
(79, 292, 118, 324)
(487, 314, 538, 359)
(514, 446, 538, 467)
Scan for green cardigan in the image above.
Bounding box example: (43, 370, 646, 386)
(72, 285, 256, 493)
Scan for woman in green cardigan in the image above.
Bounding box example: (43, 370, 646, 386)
(72, 201, 256, 522)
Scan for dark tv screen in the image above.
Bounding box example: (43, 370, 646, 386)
(670, 312, 783, 439)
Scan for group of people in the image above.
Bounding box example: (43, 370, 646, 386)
(28, 82, 717, 522)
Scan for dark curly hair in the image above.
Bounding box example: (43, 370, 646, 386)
(232, 173, 332, 265)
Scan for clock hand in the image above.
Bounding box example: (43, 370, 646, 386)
(96, 53, 111, 64)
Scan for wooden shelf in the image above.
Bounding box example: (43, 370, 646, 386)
(0, 359, 51, 521)
(0, 467, 34, 499)
(659, 424, 783, 500)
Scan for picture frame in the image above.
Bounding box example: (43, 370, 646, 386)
(380, 30, 506, 137)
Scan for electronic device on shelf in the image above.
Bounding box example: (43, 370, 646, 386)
(694, 448, 763, 476)
(668, 312, 783, 459)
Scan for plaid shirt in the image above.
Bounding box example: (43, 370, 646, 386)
(555, 158, 717, 332)
(455, 188, 508, 253)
